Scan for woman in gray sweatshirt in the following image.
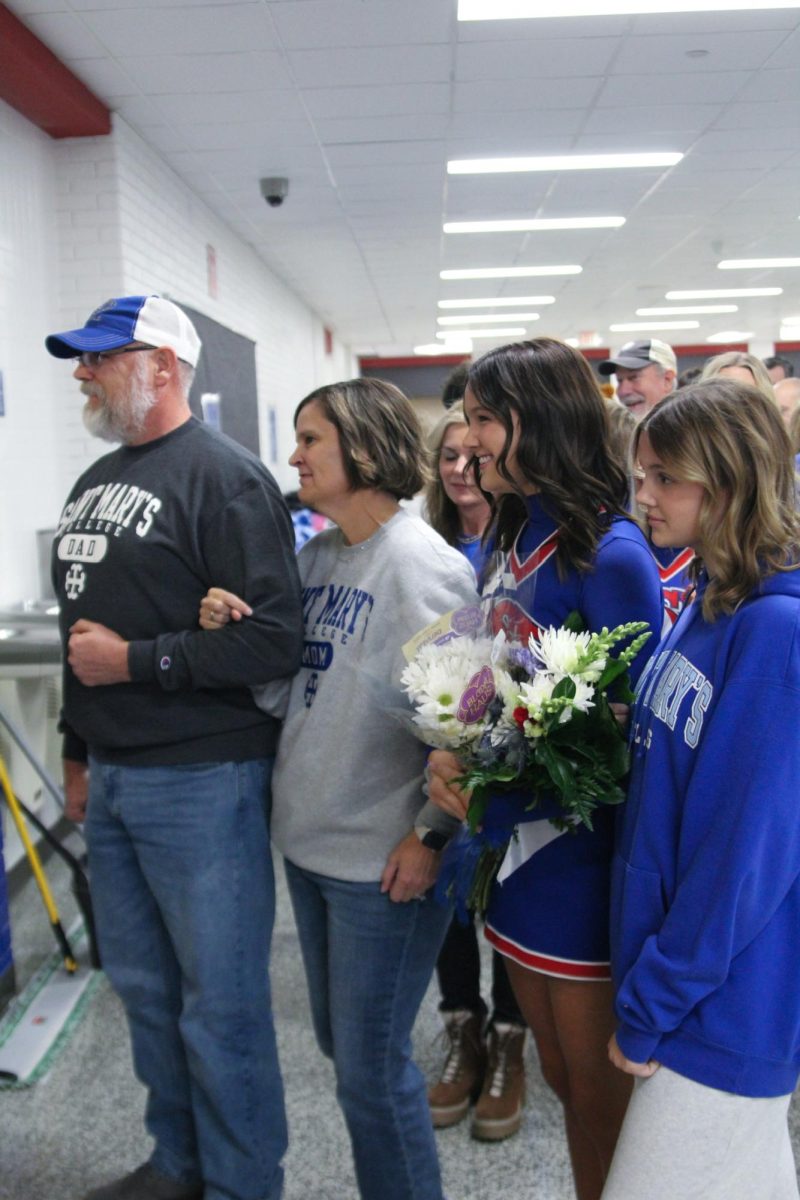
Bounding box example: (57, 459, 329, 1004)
(200, 378, 478, 1200)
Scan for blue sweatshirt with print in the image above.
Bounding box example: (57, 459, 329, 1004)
(612, 566, 800, 1097)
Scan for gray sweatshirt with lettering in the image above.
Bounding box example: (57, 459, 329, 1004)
(270, 509, 478, 882)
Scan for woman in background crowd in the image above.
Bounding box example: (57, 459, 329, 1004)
(427, 339, 663, 1200)
(604, 379, 800, 1200)
(424, 403, 528, 1142)
(700, 349, 775, 402)
(200, 378, 478, 1200)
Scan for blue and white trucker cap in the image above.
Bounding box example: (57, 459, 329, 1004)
(45, 295, 202, 368)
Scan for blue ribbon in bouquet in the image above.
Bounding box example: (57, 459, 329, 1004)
(434, 820, 514, 924)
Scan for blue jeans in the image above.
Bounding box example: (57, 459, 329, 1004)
(284, 859, 451, 1200)
(85, 759, 286, 1200)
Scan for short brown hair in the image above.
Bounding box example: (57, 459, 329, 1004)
(294, 378, 426, 500)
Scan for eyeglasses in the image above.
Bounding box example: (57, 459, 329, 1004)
(73, 345, 155, 369)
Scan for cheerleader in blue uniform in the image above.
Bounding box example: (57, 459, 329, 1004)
(428, 338, 663, 1200)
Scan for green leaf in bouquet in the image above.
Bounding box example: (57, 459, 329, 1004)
(464, 783, 489, 833)
(595, 657, 632, 693)
(534, 739, 579, 806)
(563, 610, 586, 634)
(551, 676, 577, 701)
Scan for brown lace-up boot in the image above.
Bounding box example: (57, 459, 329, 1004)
(428, 1009, 487, 1128)
(471, 1022, 526, 1141)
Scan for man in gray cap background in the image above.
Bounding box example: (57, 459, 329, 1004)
(46, 295, 303, 1200)
(598, 338, 677, 420)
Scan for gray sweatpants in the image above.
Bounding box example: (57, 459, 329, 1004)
(602, 1066, 799, 1200)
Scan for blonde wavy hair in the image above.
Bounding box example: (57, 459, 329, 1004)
(635, 378, 800, 620)
(424, 402, 473, 546)
(699, 350, 775, 404)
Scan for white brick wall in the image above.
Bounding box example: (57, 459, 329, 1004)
(0, 101, 356, 607)
(0, 103, 64, 605)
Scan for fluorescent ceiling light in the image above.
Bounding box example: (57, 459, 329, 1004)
(436, 328, 527, 339)
(437, 313, 540, 325)
(666, 288, 782, 299)
(781, 314, 800, 325)
(438, 296, 556, 308)
(448, 153, 682, 175)
(636, 305, 737, 316)
(718, 258, 800, 270)
(443, 216, 625, 234)
(610, 321, 699, 332)
(706, 330, 754, 343)
(459, 0, 800, 17)
(440, 265, 581, 279)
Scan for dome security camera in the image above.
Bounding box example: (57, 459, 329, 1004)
(259, 177, 289, 208)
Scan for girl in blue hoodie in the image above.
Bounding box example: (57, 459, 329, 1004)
(605, 378, 800, 1200)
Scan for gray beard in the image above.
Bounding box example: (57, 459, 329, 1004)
(82, 360, 158, 443)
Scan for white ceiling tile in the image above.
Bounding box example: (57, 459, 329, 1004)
(596, 71, 744, 106)
(610, 30, 786, 75)
(286, 44, 452, 87)
(24, 11, 111, 58)
(62, 55, 142, 98)
(761, 26, 800, 70)
(453, 77, 600, 113)
(68, 0, 238, 7)
(736, 68, 800, 104)
(111, 95, 166, 128)
(269, 0, 452, 49)
(457, 15, 631, 42)
(316, 114, 450, 145)
(712, 101, 800, 136)
(325, 140, 446, 167)
(449, 108, 586, 140)
(584, 103, 721, 136)
(331, 162, 442, 187)
(81, 4, 277, 56)
(629, 9, 800, 35)
(6, 0, 70, 10)
(112, 51, 293, 94)
(456, 37, 617, 80)
(151, 90, 307, 124)
(181, 119, 318, 152)
(304, 83, 450, 120)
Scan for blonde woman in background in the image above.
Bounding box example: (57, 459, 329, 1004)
(700, 350, 775, 402)
(424, 403, 528, 1142)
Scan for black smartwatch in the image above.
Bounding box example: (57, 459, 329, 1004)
(414, 824, 449, 852)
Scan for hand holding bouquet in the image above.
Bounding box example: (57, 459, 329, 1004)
(401, 613, 650, 915)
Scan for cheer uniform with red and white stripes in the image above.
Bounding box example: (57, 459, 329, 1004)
(650, 542, 695, 627)
(481, 494, 662, 981)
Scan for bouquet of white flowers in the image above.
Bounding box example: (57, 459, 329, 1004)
(401, 612, 651, 916)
